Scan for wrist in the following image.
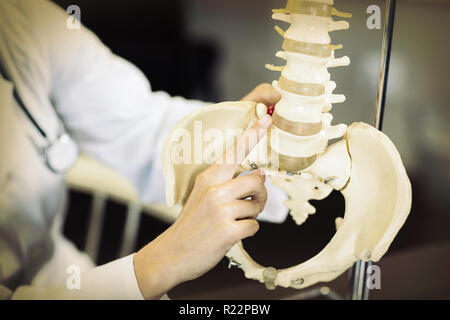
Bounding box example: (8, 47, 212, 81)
(133, 243, 179, 300)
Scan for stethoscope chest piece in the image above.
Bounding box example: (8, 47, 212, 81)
(0, 63, 79, 174)
(44, 133, 79, 174)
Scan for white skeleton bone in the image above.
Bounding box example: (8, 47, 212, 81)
(162, 0, 412, 290)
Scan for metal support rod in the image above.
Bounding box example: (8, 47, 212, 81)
(374, 0, 397, 131)
(349, 0, 397, 300)
(349, 261, 372, 300)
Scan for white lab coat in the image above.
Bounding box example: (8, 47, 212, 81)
(0, 0, 287, 299)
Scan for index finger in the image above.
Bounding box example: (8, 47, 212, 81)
(213, 114, 272, 179)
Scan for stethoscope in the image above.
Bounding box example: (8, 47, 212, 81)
(0, 63, 78, 174)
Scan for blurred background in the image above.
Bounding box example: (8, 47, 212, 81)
(53, 0, 450, 299)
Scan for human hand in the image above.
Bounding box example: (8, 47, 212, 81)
(134, 114, 273, 299)
(241, 83, 281, 106)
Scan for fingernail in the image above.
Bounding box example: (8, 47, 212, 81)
(260, 169, 266, 182)
(258, 114, 271, 126)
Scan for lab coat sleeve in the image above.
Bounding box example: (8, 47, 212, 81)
(29, 0, 209, 204)
(1, 0, 287, 300)
(9, 254, 144, 300)
(28, 0, 288, 221)
(0, 0, 181, 300)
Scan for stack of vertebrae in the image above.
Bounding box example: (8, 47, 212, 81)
(266, 0, 352, 173)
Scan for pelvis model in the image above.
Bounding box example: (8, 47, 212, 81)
(162, 0, 412, 290)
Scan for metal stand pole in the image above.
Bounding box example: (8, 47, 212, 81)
(374, 0, 397, 131)
(348, 261, 372, 300)
(349, 0, 397, 300)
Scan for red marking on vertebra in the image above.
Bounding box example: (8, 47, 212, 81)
(267, 104, 276, 116)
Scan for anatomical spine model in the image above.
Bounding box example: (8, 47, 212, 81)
(163, 0, 412, 290)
